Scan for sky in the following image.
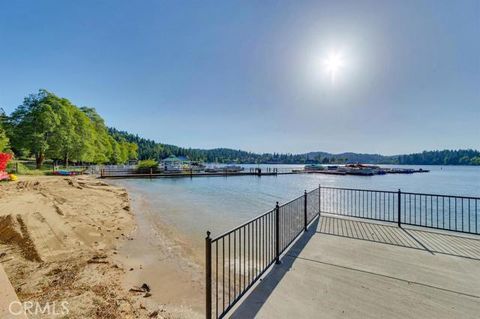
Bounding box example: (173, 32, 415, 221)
(0, 0, 479, 155)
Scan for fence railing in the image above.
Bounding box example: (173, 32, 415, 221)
(206, 188, 320, 319)
(320, 186, 480, 234)
(100, 168, 137, 176)
(205, 185, 479, 319)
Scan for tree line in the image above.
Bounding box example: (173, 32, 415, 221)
(109, 129, 480, 165)
(108, 128, 319, 163)
(397, 150, 480, 166)
(1, 90, 137, 168)
(1, 90, 478, 167)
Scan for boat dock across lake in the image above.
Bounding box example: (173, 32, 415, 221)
(100, 167, 298, 178)
(300, 164, 429, 176)
(99, 165, 429, 179)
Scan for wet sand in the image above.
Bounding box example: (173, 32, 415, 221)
(114, 192, 204, 318)
(0, 175, 203, 318)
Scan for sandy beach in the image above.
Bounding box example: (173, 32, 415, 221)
(0, 175, 203, 318)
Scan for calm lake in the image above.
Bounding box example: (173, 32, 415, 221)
(116, 165, 480, 248)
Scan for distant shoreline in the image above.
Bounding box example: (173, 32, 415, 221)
(206, 163, 480, 166)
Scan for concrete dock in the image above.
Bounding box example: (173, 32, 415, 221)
(231, 215, 480, 319)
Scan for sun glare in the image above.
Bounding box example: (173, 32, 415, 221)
(323, 51, 345, 83)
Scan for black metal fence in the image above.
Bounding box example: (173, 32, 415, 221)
(206, 188, 320, 319)
(205, 185, 479, 319)
(320, 187, 399, 223)
(320, 186, 480, 234)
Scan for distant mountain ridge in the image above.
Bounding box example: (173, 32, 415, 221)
(109, 128, 480, 165)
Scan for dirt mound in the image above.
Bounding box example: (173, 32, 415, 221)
(15, 180, 43, 191)
(0, 175, 164, 318)
(0, 214, 42, 262)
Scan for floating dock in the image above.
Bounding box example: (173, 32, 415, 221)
(99, 166, 429, 179)
(100, 168, 298, 179)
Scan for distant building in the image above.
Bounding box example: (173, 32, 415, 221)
(162, 155, 187, 172)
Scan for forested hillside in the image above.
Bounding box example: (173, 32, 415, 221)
(397, 150, 480, 165)
(109, 129, 480, 165)
(2, 90, 478, 167)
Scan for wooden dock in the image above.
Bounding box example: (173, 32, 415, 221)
(98, 166, 429, 179)
(100, 170, 298, 179)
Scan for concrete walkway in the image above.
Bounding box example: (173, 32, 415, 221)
(231, 215, 480, 319)
(0, 264, 27, 319)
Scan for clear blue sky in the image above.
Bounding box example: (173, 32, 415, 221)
(0, 0, 478, 155)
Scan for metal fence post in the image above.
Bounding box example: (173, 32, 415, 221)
(398, 189, 402, 228)
(205, 231, 212, 319)
(304, 190, 308, 231)
(275, 202, 280, 264)
(319, 185, 321, 216)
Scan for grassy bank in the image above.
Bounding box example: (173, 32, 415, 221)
(6, 159, 87, 176)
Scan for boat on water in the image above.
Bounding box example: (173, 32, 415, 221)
(189, 161, 206, 172)
(222, 165, 244, 173)
(385, 168, 415, 174)
(204, 164, 244, 173)
(204, 164, 223, 173)
(318, 170, 346, 175)
(304, 164, 325, 172)
(339, 164, 378, 176)
(303, 164, 347, 175)
(417, 168, 429, 173)
(302, 163, 429, 176)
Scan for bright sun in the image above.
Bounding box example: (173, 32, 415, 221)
(323, 51, 345, 83)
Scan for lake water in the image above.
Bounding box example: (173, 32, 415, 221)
(116, 165, 480, 248)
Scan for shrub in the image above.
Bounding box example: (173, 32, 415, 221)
(136, 159, 159, 173)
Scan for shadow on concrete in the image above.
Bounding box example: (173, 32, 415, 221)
(317, 215, 480, 261)
(230, 218, 319, 319)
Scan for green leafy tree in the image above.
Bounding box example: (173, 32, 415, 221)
(47, 99, 95, 166)
(81, 107, 114, 163)
(0, 108, 9, 152)
(470, 157, 480, 165)
(10, 90, 60, 168)
(9, 90, 137, 167)
(0, 130, 8, 152)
